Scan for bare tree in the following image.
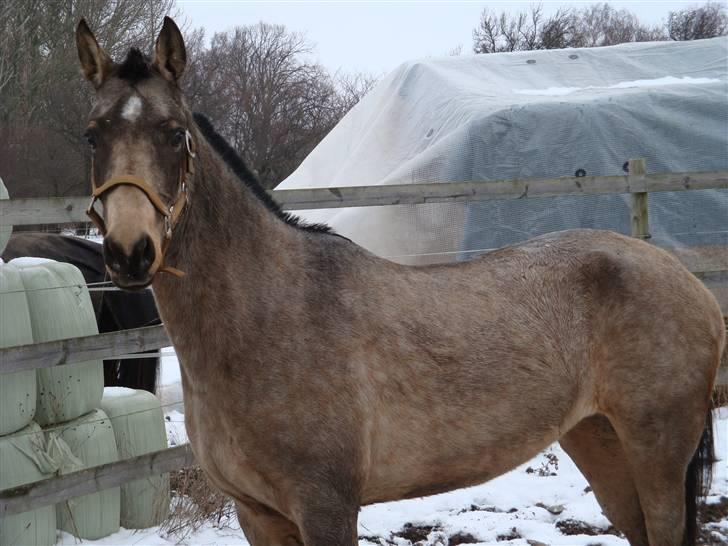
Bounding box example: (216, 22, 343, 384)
(473, 3, 668, 54)
(540, 8, 582, 49)
(575, 3, 665, 46)
(0, 0, 178, 198)
(1, 1, 373, 196)
(333, 71, 378, 114)
(185, 23, 375, 188)
(668, 2, 728, 40)
(473, 5, 583, 53)
(448, 44, 464, 56)
(473, 10, 499, 54)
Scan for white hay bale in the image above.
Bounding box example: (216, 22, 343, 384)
(11, 259, 104, 426)
(100, 387, 170, 528)
(0, 177, 11, 255)
(0, 422, 57, 546)
(0, 263, 36, 435)
(51, 408, 120, 539)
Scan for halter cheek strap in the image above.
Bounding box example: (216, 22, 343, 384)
(86, 130, 196, 278)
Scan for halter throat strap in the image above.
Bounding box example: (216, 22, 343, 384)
(85, 130, 196, 278)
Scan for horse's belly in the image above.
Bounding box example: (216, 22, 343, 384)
(357, 365, 595, 506)
(361, 422, 559, 505)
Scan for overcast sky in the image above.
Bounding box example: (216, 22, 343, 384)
(177, 1, 703, 75)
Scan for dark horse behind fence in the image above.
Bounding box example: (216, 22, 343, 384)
(75, 17, 725, 546)
(2, 232, 160, 392)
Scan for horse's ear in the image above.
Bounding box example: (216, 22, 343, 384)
(76, 19, 113, 88)
(153, 17, 186, 83)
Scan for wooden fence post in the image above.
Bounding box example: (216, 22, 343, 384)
(629, 158, 650, 239)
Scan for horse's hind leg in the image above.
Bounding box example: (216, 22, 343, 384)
(559, 414, 648, 546)
(608, 401, 711, 546)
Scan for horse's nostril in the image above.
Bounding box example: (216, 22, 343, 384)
(103, 238, 126, 273)
(132, 235, 156, 272)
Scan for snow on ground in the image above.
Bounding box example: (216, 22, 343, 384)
(59, 356, 728, 546)
(159, 348, 184, 413)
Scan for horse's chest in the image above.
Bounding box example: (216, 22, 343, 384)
(183, 395, 283, 510)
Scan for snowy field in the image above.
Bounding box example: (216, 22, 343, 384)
(54, 355, 728, 546)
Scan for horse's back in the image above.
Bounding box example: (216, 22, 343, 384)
(2, 232, 106, 282)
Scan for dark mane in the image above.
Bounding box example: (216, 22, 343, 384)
(192, 112, 337, 236)
(116, 48, 152, 82)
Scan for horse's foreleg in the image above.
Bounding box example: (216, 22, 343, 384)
(294, 495, 359, 546)
(559, 414, 648, 546)
(235, 501, 303, 546)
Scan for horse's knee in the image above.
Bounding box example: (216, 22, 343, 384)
(294, 496, 358, 546)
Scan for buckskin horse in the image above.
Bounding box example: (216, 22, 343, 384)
(75, 17, 724, 546)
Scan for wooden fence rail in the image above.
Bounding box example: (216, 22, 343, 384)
(0, 445, 195, 517)
(2, 168, 727, 226)
(0, 325, 169, 375)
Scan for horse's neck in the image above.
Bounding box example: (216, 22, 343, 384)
(152, 143, 305, 373)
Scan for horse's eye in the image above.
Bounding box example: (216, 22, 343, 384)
(84, 131, 96, 150)
(171, 129, 185, 148)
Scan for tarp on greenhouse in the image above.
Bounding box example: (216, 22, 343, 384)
(279, 37, 728, 267)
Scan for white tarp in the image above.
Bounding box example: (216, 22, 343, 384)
(279, 37, 728, 264)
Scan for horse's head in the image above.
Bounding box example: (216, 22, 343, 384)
(76, 17, 193, 289)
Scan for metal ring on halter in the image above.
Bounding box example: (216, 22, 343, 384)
(185, 130, 196, 158)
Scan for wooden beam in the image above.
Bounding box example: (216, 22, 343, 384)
(0, 196, 89, 226)
(629, 159, 650, 240)
(273, 169, 728, 210)
(0, 325, 170, 375)
(2, 170, 727, 225)
(0, 445, 195, 517)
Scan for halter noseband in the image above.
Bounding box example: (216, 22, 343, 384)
(86, 129, 196, 278)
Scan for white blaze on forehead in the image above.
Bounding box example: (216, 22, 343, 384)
(121, 95, 143, 121)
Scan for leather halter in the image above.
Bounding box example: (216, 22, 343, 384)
(86, 130, 196, 278)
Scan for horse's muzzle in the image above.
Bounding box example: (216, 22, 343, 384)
(103, 235, 156, 290)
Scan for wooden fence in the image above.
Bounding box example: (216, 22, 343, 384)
(1, 159, 727, 518)
(2, 164, 727, 227)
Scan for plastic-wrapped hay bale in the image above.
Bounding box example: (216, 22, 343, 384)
(52, 408, 120, 539)
(0, 422, 57, 546)
(0, 263, 36, 435)
(11, 258, 103, 426)
(0, 177, 11, 254)
(100, 387, 170, 528)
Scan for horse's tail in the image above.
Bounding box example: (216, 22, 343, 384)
(683, 409, 714, 546)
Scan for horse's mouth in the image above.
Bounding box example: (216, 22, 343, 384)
(108, 270, 154, 291)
